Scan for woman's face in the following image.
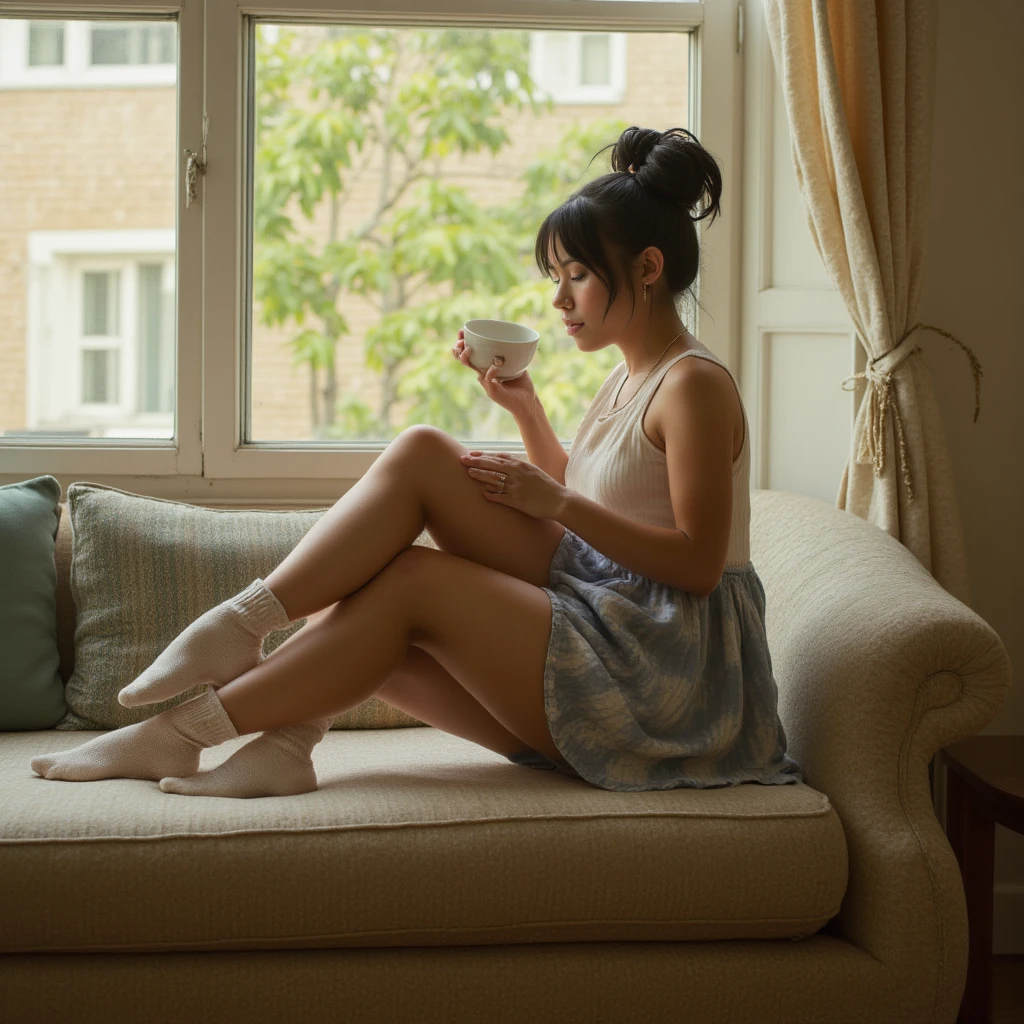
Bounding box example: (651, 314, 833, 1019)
(547, 240, 640, 352)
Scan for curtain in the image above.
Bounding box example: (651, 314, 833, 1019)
(764, 0, 981, 606)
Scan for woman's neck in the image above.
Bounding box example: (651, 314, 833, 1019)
(621, 307, 691, 378)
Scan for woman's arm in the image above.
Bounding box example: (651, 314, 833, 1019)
(514, 398, 569, 487)
(555, 493, 718, 596)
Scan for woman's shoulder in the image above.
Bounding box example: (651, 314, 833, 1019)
(649, 347, 745, 458)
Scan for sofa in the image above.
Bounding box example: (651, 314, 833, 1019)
(0, 486, 1011, 1024)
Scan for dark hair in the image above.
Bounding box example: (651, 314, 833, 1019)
(534, 126, 722, 320)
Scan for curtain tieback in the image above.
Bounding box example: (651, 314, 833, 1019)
(840, 323, 984, 503)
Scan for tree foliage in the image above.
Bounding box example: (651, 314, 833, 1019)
(253, 24, 627, 442)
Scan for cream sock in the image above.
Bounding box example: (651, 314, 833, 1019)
(31, 688, 239, 783)
(117, 579, 291, 709)
(159, 716, 333, 798)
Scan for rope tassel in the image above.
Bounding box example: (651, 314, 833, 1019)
(840, 323, 984, 503)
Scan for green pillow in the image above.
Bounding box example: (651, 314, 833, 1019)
(0, 476, 66, 730)
(57, 483, 424, 731)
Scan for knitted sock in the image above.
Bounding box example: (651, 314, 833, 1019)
(117, 579, 291, 709)
(31, 688, 239, 783)
(159, 716, 334, 799)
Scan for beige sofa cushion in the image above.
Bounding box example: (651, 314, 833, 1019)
(0, 727, 847, 952)
(56, 483, 424, 731)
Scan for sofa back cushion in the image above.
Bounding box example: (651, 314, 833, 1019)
(0, 476, 66, 729)
(55, 483, 423, 731)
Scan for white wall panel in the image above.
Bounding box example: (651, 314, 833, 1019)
(740, 1, 855, 499)
(763, 331, 853, 504)
(768, 72, 832, 290)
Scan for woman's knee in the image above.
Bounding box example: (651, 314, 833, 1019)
(397, 424, 459, 458)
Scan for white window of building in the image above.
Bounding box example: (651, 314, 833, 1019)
(529, 31, 627, 105)
(26, 231, 175, 438)
(0, 19, 176, 89)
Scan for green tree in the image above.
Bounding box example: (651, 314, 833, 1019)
(253, 24, 625, 443)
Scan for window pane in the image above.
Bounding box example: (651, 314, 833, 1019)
(138, 263, 174, 413)
(82, 349, 119, 404)
(150, 25, 176, 65)
(90, 23, 175, 66)
(580, 34, 611, 87)
(28, 21, 64, 66)
(83, 271, 120, 336)
(91, 26, 129, 65)
(248, 25, 690, 445)
(1, 16, 177, 441)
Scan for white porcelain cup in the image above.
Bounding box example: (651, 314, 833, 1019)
(462, 319, 540, 381)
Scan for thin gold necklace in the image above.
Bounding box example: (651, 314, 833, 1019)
(613, 330, 687, 409)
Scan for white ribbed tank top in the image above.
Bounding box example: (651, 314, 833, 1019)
(565, 348, 752, 569)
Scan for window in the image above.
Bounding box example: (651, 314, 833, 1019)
(27, 21, 63, 66)
(247, 23, 685, 446)
(24, 21, 173, 76)
(80, 270, 122, 406)
(90, 23, 175, 66)
(529, 32, 627, 104)
(0, 18, 177, 89)
(22, 232, 175, 439)
(0, 0, 738, 493)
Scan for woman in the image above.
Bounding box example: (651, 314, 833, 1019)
(31, 126, 802, 796)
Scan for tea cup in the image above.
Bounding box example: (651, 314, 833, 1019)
(461, 319, 539, 380)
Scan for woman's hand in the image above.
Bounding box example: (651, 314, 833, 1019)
(461, 451, 568, 521)
(453, 329, 539, 421)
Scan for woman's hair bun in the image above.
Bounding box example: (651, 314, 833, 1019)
(611, 126, 722, 222)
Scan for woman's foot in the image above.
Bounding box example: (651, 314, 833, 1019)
(159, 717, 332, 798)
(31, 689, 239, 782)
(117, 579, 291, 709)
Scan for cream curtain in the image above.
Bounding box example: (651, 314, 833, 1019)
(763, 0, 981, 606)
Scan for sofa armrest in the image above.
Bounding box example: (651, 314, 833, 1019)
(750, 489, 1011, 1018)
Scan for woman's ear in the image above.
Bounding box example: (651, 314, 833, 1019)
(639, 246, 665, 287)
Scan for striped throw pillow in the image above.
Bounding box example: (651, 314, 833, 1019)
(56, 483, 426, 731)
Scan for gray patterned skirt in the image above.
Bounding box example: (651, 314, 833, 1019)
(507, 527, 804, 793)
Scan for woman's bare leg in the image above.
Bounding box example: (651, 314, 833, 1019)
(264, 425, 565, 622)
(217, 545, 562, 767)
(268, 605, 529, 759)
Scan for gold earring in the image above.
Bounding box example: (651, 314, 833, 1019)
(643, 282, 648, 303)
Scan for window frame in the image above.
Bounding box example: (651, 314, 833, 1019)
(0, 0, 741, 500)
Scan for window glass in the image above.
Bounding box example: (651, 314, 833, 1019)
(28, 21, 63, 66)
(83, 271, 119, 336)
(90, 23, 175, 66)
(82, 349, 119, 404)
(138, 263, 174, 414)
(1, 16, 177, 440)
(580, 34, 611, 86)
(248, 24, 690, 445)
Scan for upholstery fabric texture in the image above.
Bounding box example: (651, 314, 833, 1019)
(0, 475, 65, 730)
(0, 725, 847, 953)
(56, 483, 424, 731)
(0, 940, 903, 1024)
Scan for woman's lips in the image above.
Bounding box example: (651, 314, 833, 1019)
(564, 321, 583, 335)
